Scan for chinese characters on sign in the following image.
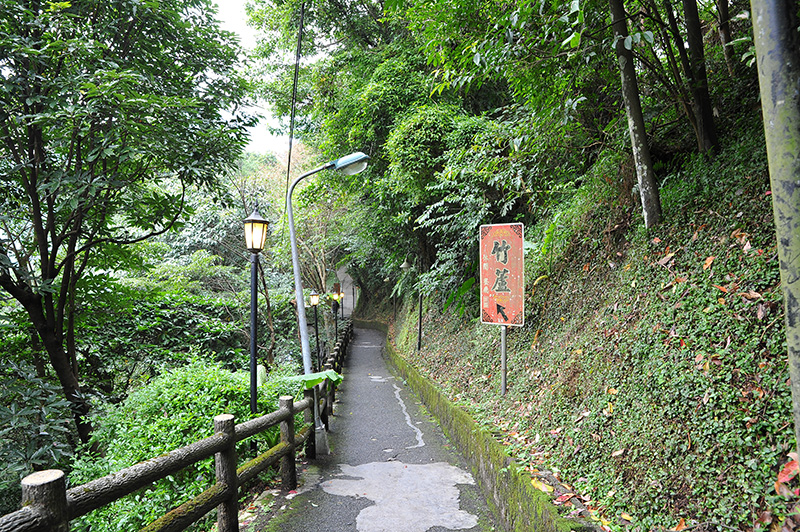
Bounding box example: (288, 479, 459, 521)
(480, 223, 524, 326)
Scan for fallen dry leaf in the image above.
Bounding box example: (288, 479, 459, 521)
(703, 256, 715, 270)
(778, 460, 799, 484)
(739, 290, 763, 300)
(554, 493, 574, 504)
(531, 478, 554, 493)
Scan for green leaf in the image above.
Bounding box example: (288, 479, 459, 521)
(624, 35, 633, 50)
(286, 370, 344, 390)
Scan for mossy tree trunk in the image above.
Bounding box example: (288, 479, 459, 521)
(610, 0, 662, 228)
(751, 0, 800, 456)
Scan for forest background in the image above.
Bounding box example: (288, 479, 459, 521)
(0, 0, 796, 531)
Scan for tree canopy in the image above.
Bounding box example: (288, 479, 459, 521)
(0, 0, 254, 442)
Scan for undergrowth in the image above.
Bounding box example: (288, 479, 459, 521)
(69, 360, 303, 532)
(391, 120, 797, 532)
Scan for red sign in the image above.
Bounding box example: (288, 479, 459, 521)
(480, 223, 524, 326)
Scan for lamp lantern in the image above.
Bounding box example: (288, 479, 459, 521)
(244, 207, 269, 253)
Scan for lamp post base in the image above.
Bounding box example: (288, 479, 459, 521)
(315, 426, 330, 455)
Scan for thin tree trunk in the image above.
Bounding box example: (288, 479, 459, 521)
(683, 0, 720, 153)
(751, 0, 800, 459)
(716, 0, 735, 75)
(257, 261, 276, 364)
(610, 0, 662, 228)
(31, 299, 93, 444)
(0, 269, 94, 445)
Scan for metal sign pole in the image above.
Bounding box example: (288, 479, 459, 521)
(501, 325, 507, 395)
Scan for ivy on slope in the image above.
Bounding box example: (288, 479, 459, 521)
(393, 126, 796, 532)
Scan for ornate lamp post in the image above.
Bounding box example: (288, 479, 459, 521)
(332, 292, 339, 336)
(244, 206, 269, 419)
(310, 290, 320, 371)
(339, 291, 346, 319)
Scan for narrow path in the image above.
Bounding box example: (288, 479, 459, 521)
(250, 326, 499, 531)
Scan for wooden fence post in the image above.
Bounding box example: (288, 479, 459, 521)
(21, 470, 68, 532)
(279, 396, 297, 491)
(214, 414, 238, 532)
(303, 388, 316, 459)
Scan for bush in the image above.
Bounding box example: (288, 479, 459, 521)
(69, 359, 302, 532)
(0, 363, 75, 515)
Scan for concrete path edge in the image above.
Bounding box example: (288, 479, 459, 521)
(352, 318, 597, 532)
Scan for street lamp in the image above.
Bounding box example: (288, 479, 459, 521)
(287, 151, 369, 375)
(332, 292, 339, 336)
(340, 291, 346, 319)
(286, 151, 368, 452)
(244, 206, 269, 421)
(310, 290, 320, 371)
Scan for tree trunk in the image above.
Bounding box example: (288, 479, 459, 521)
(25, 293, 94, 444)
(751, 0, 800, 460)
(716, 0, 735, 75)
(683, 0, 720, 153)
(257, 261, 276, 364)
(610, 0, 662, 228)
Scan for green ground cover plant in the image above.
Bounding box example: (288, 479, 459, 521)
(389, 118, 796, 532)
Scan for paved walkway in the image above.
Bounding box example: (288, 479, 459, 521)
(251, 325, 499, 531)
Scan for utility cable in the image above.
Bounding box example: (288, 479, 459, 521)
(280, 1, 306, 239)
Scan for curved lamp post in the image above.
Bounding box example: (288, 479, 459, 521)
(287, 151, 369, 375)
(244, 207, 269, 420)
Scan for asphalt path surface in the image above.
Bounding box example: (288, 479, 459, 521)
(255, 325, 499, 532)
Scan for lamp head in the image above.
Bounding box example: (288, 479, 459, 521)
(310, 290, 319, 306)
(244, 206, 269, 253)
(333, 151, 370, 176)
(400, 258, 412, 272)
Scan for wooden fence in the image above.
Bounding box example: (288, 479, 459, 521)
(0, 320, 354, 532)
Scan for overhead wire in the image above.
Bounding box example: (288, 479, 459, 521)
(279, 1, 306, 241)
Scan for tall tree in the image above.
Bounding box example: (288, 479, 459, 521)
(751, 0, 800, 458)
(0, 0, 253, 443)
(682, 0, 720, 153)
(610, 0, 662, 227)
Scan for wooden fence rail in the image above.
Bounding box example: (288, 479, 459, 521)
(0, 319, 355, 532)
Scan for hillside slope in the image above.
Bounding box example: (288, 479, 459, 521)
(384, 120, 795, 532)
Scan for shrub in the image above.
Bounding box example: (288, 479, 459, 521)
(70, 360, 302, 532)
(0, 363, 75, 514)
